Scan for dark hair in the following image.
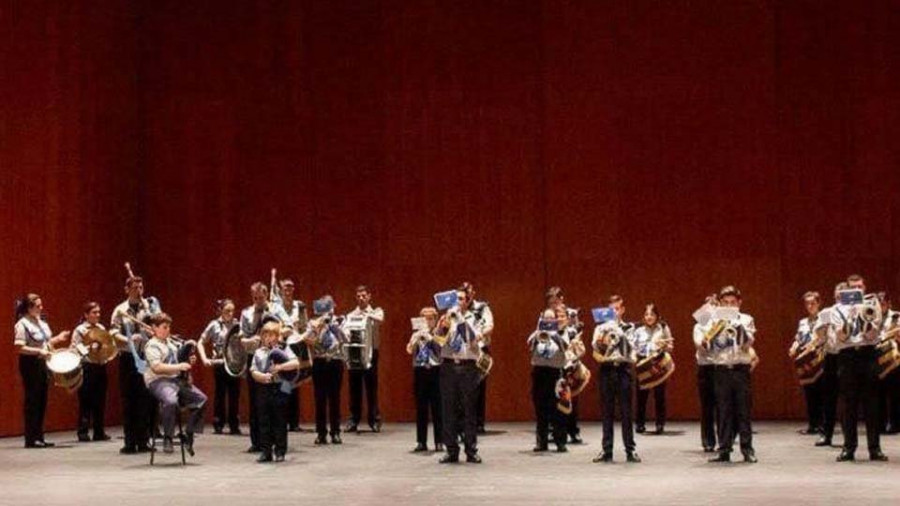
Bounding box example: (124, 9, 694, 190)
(356, 285, 369, 294)
(251, 282, 268, 296)
(802, 291, 821, 303)
(147, 312, 173, 327)
(719, 285, 742, 300)
(460, 281, 474, 295)
(643, 302, 666, 328)
(608, 294, 624, 305)
(280, 279, 294, 288)
(545, 286, 563, 303)
(14, 293, 41, 321)
(847, 274, 864, 284)
(125, 276, 143, 288)
(216, 298, 234, 313)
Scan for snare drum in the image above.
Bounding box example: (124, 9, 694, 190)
(635, 352, 675, 391)
(46, 350, 84, 392)
(476, 352, 493, 381)
(876, 339, 900, 380)
(793, 346, 825, 385)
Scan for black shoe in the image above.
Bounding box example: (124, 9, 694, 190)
(370, 420, 383, 433)
(229, 427, 243, 436)
(708, 452, 730, 463)
(836, 450, 855, 462)
(533, 444, 549, 453)
(289, 425, 300, 432)
(414, 443, 428, 452)
(331, 434, 342, 445)
(93, 433, 112, 442)
(569, 434, 583, 445)
(626, 452, 642, 463)
(799, 427, 818, 435)
(556, 444, 568, 453)
(466, 453, 482, 463)
(815, 437, 832, 447)
(25, 441, 54, 449)
(274, 453, 285, 462)
(742, 451, 758, 463)
(345, 423, 359, 433)
(257, 452, 273, 463)
(183, 433, 195, 457)
(162, 437, 174, 454)
(655, 426, 665, 435)
(213, 426, 224, 435)
(869, 451, 888, 462)
(635, 425, 646, 434)
(592, 452, 613, 463)
(77, 433, 91, 443)
(119, 445, 137, 455)
(439, 454, 459, 464)
(435, 443, 445, 452)
(476, 425, 486, 435)
(136, 444, 152, 453)
(247, 445, 262, 453)
(314, 436, 328, 445)
(702, 446, 716, 453)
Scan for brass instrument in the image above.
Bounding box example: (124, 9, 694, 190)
(82, 327, 118, 364)
(860, 294, 882, 323)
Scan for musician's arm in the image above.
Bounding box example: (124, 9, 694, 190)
(110, 310, 129, 345)
(368, 307, 385, 323)
(273, 358, 300, 373)
(147, 346, 188, 375)
(14, 322, 47, 357)
(692, 323, 706, 350)
(480, 305, 494, 337)
(197, 327, 212, 365)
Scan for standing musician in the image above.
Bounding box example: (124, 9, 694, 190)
(545, 287, 584, 444)
(529, 308, 570, 453)
(877, 293, 900, 434)
(251, 321, 301, 463)
(110, 274, 158, 454)
(345, 285, 385, 433)
(302, 295, 347, 445)
(592, 294, 640, 463)
(406, 307, 444, 452)
(198, 299, 241, 435)
(274, 279, 308, 432)
(461, 282, 494, 434)
(143, 313, 207, 455)
(702, 285, 757, 463)
(693, 294, 719, 453)
(634, 303, 674, 435)
(14, 294, 70, 448)
(436, 286, 486, 464)
(811, 282, 847, 448)
(788, 291, 824, 436)
(71, 302, 112, 442)
(827, 274, 887, 461)
(239, 282, 291, 453)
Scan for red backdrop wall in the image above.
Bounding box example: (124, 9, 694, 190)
(2, 0, 898, 436)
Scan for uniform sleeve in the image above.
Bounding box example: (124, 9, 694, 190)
(144, 342, 164, 368)
(480, 305, 494, 335)
(250, 351, 261, 373)
(70, 325, 84, 347)
(14, 321, 27, 346)
(693, 323, 705, 349)
(240, 311, 254, 337)
(200, 321, 216, 344)
(369, 307, 385, 323)
(109, 308, 123, 336)
(742, 316, 756, 344)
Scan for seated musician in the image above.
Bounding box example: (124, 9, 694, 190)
(143, 313, 207, 455)
(528, 309, 570, 453)
(633, 303, 674, 435)
(406, 307, 443, 452)
(251, 321, 300, 463)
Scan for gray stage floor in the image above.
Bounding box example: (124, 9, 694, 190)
(1, 422, 897, 505)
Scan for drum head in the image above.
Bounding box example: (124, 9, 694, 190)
(47, 351, 81, 373)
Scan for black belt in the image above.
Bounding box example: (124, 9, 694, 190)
(445, 359, 476, 365)
(600, 361, 632, 368)
(714, 364, 750, 370)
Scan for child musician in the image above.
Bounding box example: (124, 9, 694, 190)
(71, 302, 112, 442)
(251, 321, 300, 463)
(198, 299, 242, 435)
(529, 309, 570, 453)
(406, 307, 444, 452)
(634, 303, 674, 435)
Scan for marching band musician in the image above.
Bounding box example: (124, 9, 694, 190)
(71, 302, 111, 442)
(406, 307, 444, 452)
(251, 321, 300, 463)
(275, 279, 308, 432)
(14, 294, 70, 448)
(788, 292, 824, 436)
(529, 308, 570, 453)
(436, 286, 485, 463)
(110, 275, 158, 454)
(634, 303, 674, 435)
(302, 295, 347, 445)
(461, 282, 494, 434)
(345, 285, 385, 433)
(877, 293, 900, 434)
(811, 282, 847, 448)
(545, 287, 584, 444)
(592, 295, 640, 463)
(693, 295, 719, 453)
(198, 299, 241, 435)
(702, 286, 757, 463)
(828, 274, 887, 462)
(143, 313, 207, 456)
(239, 282, 291, 453)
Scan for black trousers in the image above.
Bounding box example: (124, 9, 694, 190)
(78, 363, 108, 437)
(257, 384, 289, 456)
(600, 363, 635, 453)
(820, 353, 840, 440)
(286, 387, 300, 429)
(802, 377, 825, 432)
(312, 358, 344, 437)
(877, 367, 900, 432)
(566, 396, 581, 437)
(697, 365, 717, 449)
(19, 355, 48, 444)
(119, 353, 151, 449)
(246, 357, 260, 447)
(213, 365, 240, 432)
(476, 347, 489, 429)
(713, 365, 753, 454)
(838, 347, 881, 453)
(348, 349, 380, 426)
(636, 382, 667, 430)
(441, 361, 480, 457)
(532, 366, 566, 447)
(414, 367, 442, 445)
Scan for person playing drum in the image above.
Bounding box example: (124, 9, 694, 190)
(14, 294, 70, 448)
(633, 303, 674, 435)
(70, 302, 112, 442)
(788, 291, 824, 436)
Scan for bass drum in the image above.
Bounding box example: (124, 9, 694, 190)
(635, 351, 675, 391)
(46, 350, 83, 392)
(223, 325, 247, 377)
(286, 333, 312, 384)
(876, 339, 900, 380)
(793, 346, 825, 385)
